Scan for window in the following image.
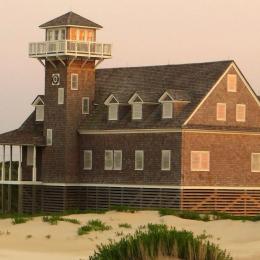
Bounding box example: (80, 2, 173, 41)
(161, 150, 171, 171)
(251, 153, 260, 172)
(108, 104, 118, 120)
(132, 103, 142, 120)
(216, 103, 226, 121)
(135, 150, 144, 170)
(36, 106, 44, 121)
(46, 129, 53, 146)
(54, 30, 59, 41)
(84, 150, 92, 170)
(236, 104, 246, 122)
(27, 146, 33, 166)
(191, 151, 210, 171)
(162, 103, 173, 119)
(61, 29, 66, 40)
(82, 97, 90, 114)
(58, 88, 64, 105)
(227, 74, 237, 92)
(105, 150, 122, 170)
(71, 74, 78, 90)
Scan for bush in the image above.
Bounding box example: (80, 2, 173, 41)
(90, 224, 232, 260)
(159, 209, 210, 221)
(42, 215, 80, 225)
(78, 219, 111, 236)
(118, 223, 132, 229)
(11, 215, 31, 225)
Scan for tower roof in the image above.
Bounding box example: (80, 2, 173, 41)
(39, 11, 103, 29)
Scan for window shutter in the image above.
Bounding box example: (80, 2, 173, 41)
(216, 103, 226, 121)
(108, 104, 118, 120)
(236, 104, 246, 122)
(46, 129, 53, 146)
(251, 153, 260, 172)
(162, 103, 173, 119)
(135, 150, 144, 170)
(82, 97, 89, 114)
(71, 74, 78, 90)
(84, 150, 92, 170)
(132, 103, 142, 120)
(114, 150, 122, 170)
(27, 146, 34, 166)
(105, 150, 113, 170)
(36, 106, 44, 121)
(161, 150, 171, 170)
(58, 88, 64, 105)
(227, 74, 237, 92)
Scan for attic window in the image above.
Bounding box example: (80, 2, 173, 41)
(36, 106, 44, 122)
(162, 103, 173, 119)
(128, 93, 143, 120)
(104, 95, 119, 121)
(227, 74, 237, 92)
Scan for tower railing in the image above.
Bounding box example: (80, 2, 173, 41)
(29, 40, 112, 58)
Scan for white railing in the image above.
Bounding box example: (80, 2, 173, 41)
(29, 40, 112, 58)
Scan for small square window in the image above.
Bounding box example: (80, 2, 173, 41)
(191, 151, 210, 171)
(227, 74, 237, 92)
(71, 74, 78, 90)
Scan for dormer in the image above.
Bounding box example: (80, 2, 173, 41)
(104, 94, 119, 121)
(159, 91, 174, 119)
(32, 95, 45, 122)
(128, 93, 144, 120)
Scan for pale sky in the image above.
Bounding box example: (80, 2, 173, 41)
(0, 0, 260, 136)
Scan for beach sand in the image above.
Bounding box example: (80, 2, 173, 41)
(0, 211, 259, 260)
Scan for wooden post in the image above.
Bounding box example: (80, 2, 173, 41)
(9, 145, 12, 181)
(2, 145, 5, 181)
(32, 146, 37, 182)
(18, 146, 22, 181)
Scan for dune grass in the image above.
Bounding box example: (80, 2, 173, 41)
(11, 215, 32, 225)
(78, 219, 111, 236)
(90, 224, 232, 260)
(118, 223, 132, 229)
(42, 215, 80, 225)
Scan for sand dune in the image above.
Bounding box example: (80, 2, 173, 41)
(0, 211, 259, 260)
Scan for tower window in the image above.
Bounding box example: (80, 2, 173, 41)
(58, 88, 64, 105)
(71, 74, 78, 90)
(46, 129, 53, 146)
(82, 97, 90, 114)
(35, 106, 44, 122)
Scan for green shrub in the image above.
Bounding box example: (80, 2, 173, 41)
(78, 219, 111, 236)
(42, 215, 80, 225)
(11, 216, 31, 225)
(118, 223, 132, 229)
(90, 224, 232, 260)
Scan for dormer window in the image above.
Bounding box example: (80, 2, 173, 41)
(32, 96, 45, 122)
(128, 93, 143, 120)
(159, 91, 174, 119)
(104, 95, 119, 121)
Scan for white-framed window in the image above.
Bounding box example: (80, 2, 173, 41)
(251, 153, 260, 172)
(27, 146, 34, 166)
(191, 151, 210, 171)
(108, 104, 119, 120)
(161, 150, 171, 171)
(71, 73, 78, 90)
(58, 88, 64, 105)
(227, 74, 237, 92)
(216, 103, 226, 121)
(104, 150, 122, 170)
(82, 97, 90, 114)
(236, 104, 246, 122)
(46, 129, 53, 146)
(35, 106, 44, 121)
(135, 150, 144, 170)
(162, 102, 173, 119)
(132, 103, 142, 120)
(47, 28, 66, 41)
(83, 150, 92, 170)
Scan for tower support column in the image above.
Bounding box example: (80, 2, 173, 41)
(2, 145, 5, 181)
(18, 145, 22, 181)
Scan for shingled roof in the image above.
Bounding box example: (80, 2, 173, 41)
(39, 11, 102, 29)
(80, 60, 233, 130)
(0, 112, 45, 146)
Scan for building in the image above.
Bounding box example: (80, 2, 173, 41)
(0, 12, 260, 215)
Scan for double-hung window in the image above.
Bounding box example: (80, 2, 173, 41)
(84, 150, 92, 170)
(105, 150, 122, 170)
(135, 150, 144, 170)
(191, 151, 210, 171)
(161, 150, 171, 170)
(71, 73, 79, 90)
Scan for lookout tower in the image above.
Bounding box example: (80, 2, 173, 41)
(28, 12, 112, 183)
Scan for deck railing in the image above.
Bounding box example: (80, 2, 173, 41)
(29, 40, 112, 58)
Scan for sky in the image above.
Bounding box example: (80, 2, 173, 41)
(0, 0, 260, 138)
